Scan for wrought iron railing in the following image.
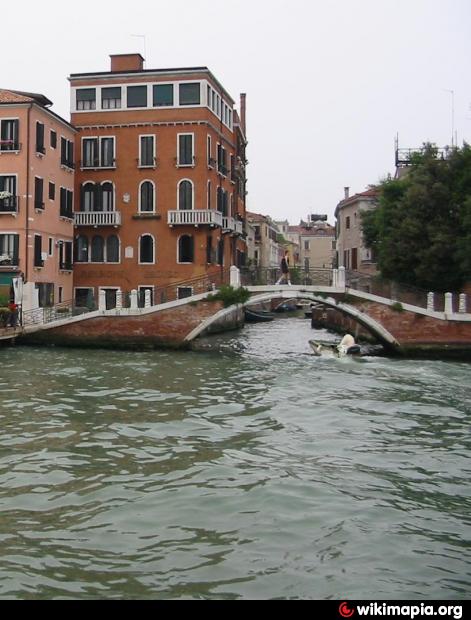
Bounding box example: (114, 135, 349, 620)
(21, 300, 94, 328)
(240, 267, 334, 287)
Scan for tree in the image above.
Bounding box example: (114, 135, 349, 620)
(361, 143, 471, 292)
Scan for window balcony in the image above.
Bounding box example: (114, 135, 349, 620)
(74, 211, 122, 227)
(168, 210, 223, 228)
(222, 216, 236, 232)
(137, 157, 158, 169)
(0, 253, 18, 267)
(80, 159, 117, 170)
(0, 196, 19, 214)
(222, 217, 245, 236)
(0, 141, 21, 153)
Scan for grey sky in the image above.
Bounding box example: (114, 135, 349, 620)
(2, 0, 470, 223)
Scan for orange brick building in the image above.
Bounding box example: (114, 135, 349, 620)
(69, 54, 247, 308)
(0, 90, 76, 310)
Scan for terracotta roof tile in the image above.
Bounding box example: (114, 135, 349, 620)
(0, 89, 35, 104)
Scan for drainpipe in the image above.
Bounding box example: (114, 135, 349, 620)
(25, 104, 32, 284)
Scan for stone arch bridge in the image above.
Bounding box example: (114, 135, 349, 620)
(14, 268, 471, 358)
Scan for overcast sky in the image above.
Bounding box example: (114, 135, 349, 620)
(2, 0, 470, 223)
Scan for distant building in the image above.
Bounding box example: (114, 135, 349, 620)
(0, 89, 76, 310)
(289, 216, 336, 271)
(246, 212, 280, 268)
(335, 187, 379, 273)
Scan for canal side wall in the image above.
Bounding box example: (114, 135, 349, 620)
(19, 299, 244, 350)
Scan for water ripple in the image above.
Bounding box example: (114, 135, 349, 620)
(0, 322, 470, 599)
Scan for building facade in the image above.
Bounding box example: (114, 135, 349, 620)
(0, 90, 76, 310)
(69, 54, 247, 308)
(335, 187, 379, 273)
(246, 212, 281, 269)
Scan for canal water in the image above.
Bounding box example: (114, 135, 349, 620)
(0, 317, 470, 600)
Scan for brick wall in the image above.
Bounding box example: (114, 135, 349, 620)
(23, 299, 227, 349)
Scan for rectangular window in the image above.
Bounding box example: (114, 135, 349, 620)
(138, 286, 154, 308)
(58, 287, 63, 304)
(207, 135, 214, 167)
(100, 137, 115, 168)
(177, 287, 193, 300)
(102, 87, 122, 109)
(34, 177, 44, 210)
(153, 84, 173, 107)
(139, 136, 155, 167)
(217, 144, 227, 175)
(76, 88, 96, 111)
(207, 181, 212, 210)
(36, 122, 45, 154)
(206, 236, 213, 264)
(346, 216, 351, 230)
(60, 188, 74, 219)
(305, 241, 310, 251)
(36, 283, 54, 308)
(50, 130, 57, 149)
(82, 138, 98, 168)
(49, 182, 55, 201)
(178, 134, 194, 166)
(179, 83, 200, 106)
(0, 175, 17, 212)
(82, 137, 115, 168)
(127, 85, 147, 108)
(61, 137, 74, 169)
(0, 234, 19, 266)
(34, 235, 43, 268)
(75, 288, 94, 308)
(48, 238, 54, 256)
(59, 241, 73, 271)
(0, 119, 19, 151)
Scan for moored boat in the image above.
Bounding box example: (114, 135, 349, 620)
(244, 308, 275, 323)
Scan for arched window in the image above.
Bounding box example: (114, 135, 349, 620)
(140, 181, 155, 212)
(102, 182, 114, 212)
(106, 235, 120, 263)
(82, 182, 95, 212)
(178, 235, 194, 263)
(178, 180, 193, 211)
(91, 235, 105, 263)
(75, 235, 89, 263)
(139, 234, 155, 264)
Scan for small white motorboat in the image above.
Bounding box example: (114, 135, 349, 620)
(309, 334, 361, 358)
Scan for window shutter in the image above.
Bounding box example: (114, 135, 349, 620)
(13, 235, 19, 266)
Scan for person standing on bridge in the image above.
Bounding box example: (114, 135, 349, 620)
(276, 251, 292, 286)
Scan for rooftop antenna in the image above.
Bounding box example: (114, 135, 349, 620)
(131, 34, 147, 67)
(443, 89, 455, 147)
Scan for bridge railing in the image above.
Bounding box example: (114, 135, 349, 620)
(22, 300, 93, 328)
(346, 271, 471, 313)
(240, 267, 334, 287)
(103, 269, 232, 310)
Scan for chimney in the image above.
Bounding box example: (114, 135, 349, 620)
(344, 187, 350, 200)
(110, 53, 145, 73)
(240, 93, 246, 135)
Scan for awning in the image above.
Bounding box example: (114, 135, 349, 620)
(0, 271, 19, 286)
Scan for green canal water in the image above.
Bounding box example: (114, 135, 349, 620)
(0, 318, 470, 600)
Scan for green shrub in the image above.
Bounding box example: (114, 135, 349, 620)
(210, 285, 251, 308)
(0, 294, 9, 307)
(391, 302, 404, 313)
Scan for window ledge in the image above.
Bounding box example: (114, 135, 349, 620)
(132, 213, 162, 221)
